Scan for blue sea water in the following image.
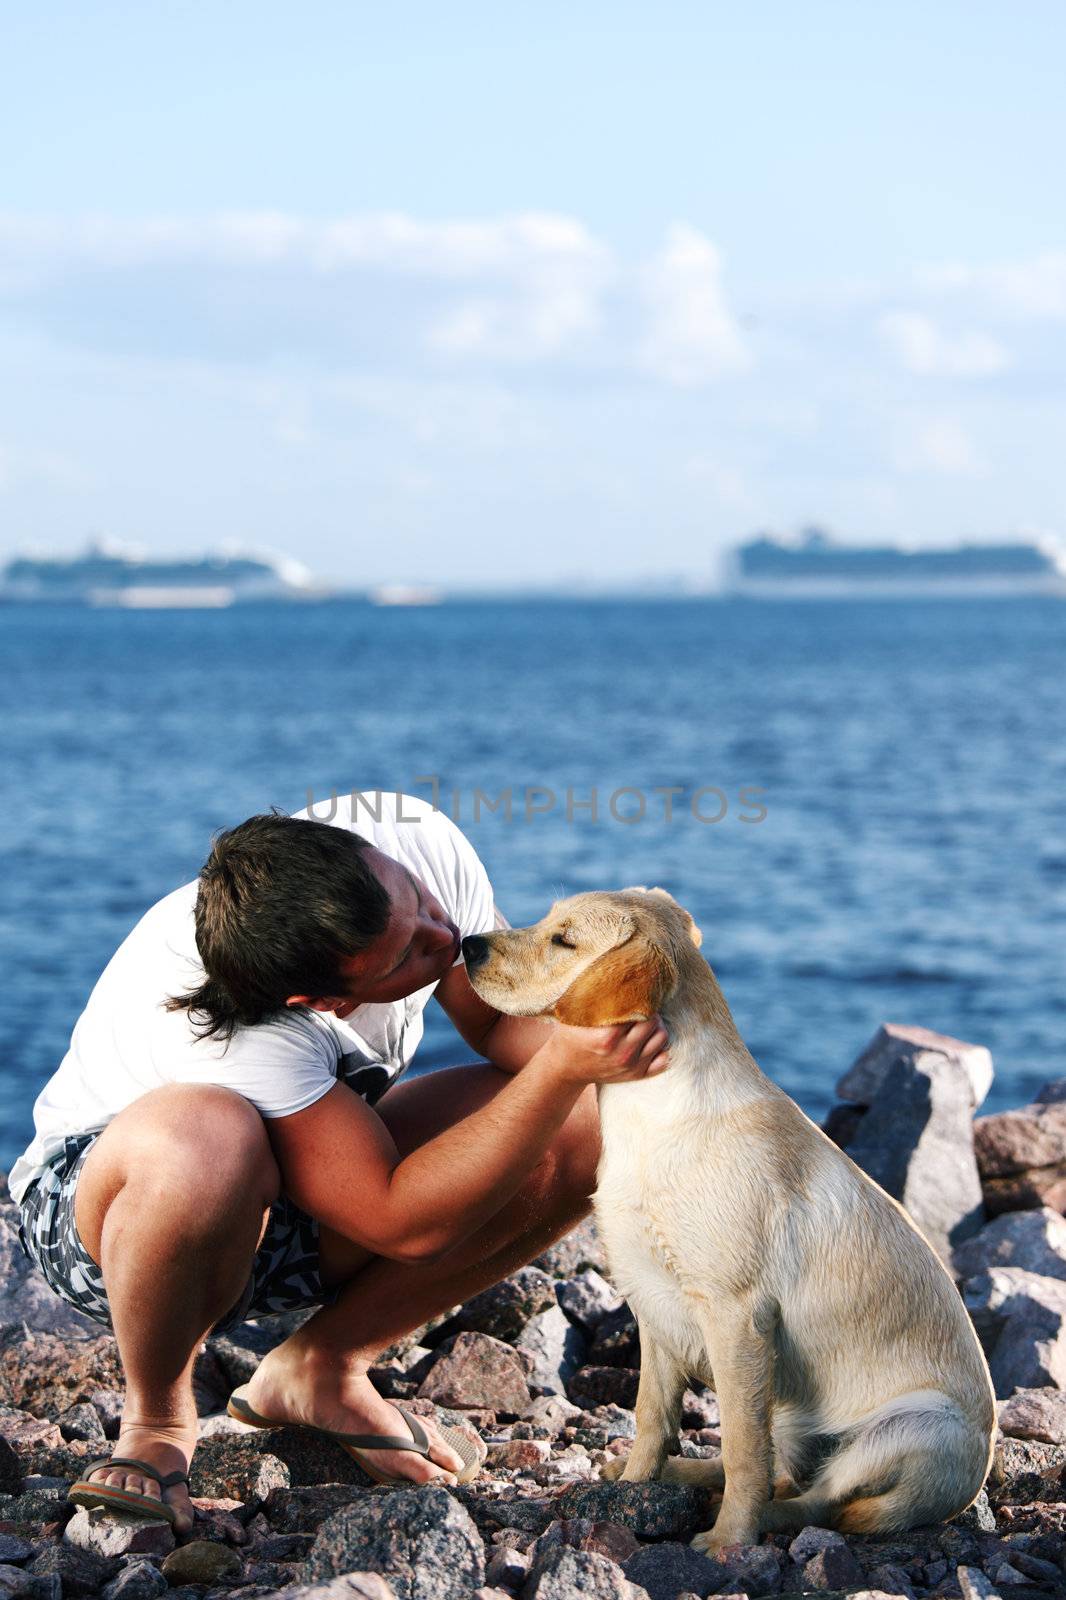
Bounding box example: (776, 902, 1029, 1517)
(1, 596, 1064, 1170)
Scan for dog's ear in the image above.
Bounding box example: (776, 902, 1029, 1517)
(627, 885, 703, 950)
(551, 937, 678, 1026)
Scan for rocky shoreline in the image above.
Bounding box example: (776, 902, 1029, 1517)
(1, 1023, 1065, 1600)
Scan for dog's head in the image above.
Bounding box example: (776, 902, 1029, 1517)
(461, 887, 703, 1025)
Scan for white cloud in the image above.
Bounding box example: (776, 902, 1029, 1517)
(638, 224, 751, 386)
(0, 441, 90, 492)
(918, 252, 1066, 319)
(879, 311, 1009, 377)
(684, 455, 754, 510)
(896, 417, 982, 476)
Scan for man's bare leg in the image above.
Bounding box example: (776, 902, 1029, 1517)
(242, 1062, 601, 1480)
(73, 1084, 282, 1532)
(73, 1066, 600, 1526)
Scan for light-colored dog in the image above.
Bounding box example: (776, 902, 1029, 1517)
(463, 888, 995, 1552)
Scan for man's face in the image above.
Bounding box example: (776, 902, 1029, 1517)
(286, 847, 461, 1018)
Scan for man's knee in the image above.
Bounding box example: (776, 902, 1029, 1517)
(548, 1084, 602, 1200)
(82, 1084, 281, 1220)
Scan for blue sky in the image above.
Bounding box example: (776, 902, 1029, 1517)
(1, 1, 1064, 587)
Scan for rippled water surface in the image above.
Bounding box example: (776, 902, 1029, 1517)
(1, 596, 1064, 1166)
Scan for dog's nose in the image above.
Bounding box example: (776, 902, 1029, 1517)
(461, 934, 489, 971)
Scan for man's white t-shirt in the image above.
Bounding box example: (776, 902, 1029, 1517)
(8, 792, 496, 1207)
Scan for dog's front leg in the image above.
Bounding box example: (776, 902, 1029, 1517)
(600, 1333, 686, 1483)
(690, 1295, 776, 1553)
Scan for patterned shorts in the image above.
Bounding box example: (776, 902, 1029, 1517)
(16, 1132, 341, 1336)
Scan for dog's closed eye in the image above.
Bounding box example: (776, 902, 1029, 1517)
(551, 932, 576, 949)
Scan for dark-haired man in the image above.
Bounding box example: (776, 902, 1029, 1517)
(11, 791, 669, 1530)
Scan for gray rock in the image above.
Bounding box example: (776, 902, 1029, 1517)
(988, 1431, 1066, 1502)
(523, 1547, 646, 1600)
(533, 1220, 609, 1281)
(566, 1368, 639, 1411)
(0, 1545, 30, 1570)
(0, 1438, 20, 1497)
(988, 1559, 1028, 1585)
(0, 1568, 61, 1600)
(556, 1274, 624, 1335)
(838, 1022, 994, 1111)
(28, 1543, 118, 1597)
(188, 1434, 292, 1499)
(528, 1519, 640, 1570)
(957, 1567, 997, 1600)
(953, 1487, 996, 1531)
(88, 1390, 124, 1441)
(787, 1526, 846, 1566)
(261, 1485, 366, 1534)
(64, 1507, 175, 1559)
(622, 1541, 723, 1600)
(974, 1100, 1066, 1214)
(964, 1267, 1066, 1396)
(582, 1405, 636, 1441)
(710, 1542, 782, 1597)
(450, 1269, 559, 1344)
(160, 1542, 242, 1585)
(0, 1413, 63, 1453)
(418, 1332, 530, 1416)
(998, 1385, 1066, 1442)
(488, 1439, 552, 1470)
(57, 1404, 106, 1445)
(100, 1562, 170, 1600)
(840, 1026, 987, 1260)
(271, 1581, 396, 1600)
(305, 1485, 484, 1600)
(486, 1546, 531, 1588)
(801, 1542, 864, 1589)
(522, 1395, 582, 1431)
(976, 1100, 1066, 1177)
(552, 1481, 715, 1541)
(953, 1207, 1066, 1283)
(197, 1412, 252, 1439)
(1013, 1549, 1063, 1583)
(681, 1390, 720, 1430)
(866, 1562, 917, 1598)
(589, 1307, 639, 1370)
(516, 1306, 586, 1395)
(2, 1488, 68, 1522)
(820, 1594, 907, 1600)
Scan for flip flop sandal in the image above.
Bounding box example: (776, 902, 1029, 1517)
(68, 1456, 188, 1524)
(226, 1386, 484, 1486)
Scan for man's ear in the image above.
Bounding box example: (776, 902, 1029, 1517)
(551, 938, 678, 1026)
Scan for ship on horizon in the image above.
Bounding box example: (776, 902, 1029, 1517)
(0, 538, 331, 607)
(725, 528, 1066, 599)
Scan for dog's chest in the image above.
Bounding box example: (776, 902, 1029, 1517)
(593, 1081, 706, 1290)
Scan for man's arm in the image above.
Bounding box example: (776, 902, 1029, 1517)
(434, 902, 554, 1073)
(434, 958, 553, 1073)
(264, 1018, 669, 1263)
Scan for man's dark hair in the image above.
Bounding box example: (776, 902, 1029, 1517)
(165, 810, 392, 1044)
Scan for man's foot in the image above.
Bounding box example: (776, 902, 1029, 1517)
(243, 1350, 467, 1486)
(79, 1419, 198, 1534)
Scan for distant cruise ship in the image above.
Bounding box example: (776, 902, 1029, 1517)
(0, 539, 329, 607)
(725, 529, 1066, 599)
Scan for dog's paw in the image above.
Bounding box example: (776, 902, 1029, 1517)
(690, 1530, 756, 1557)
(599, 1454, 629, 1481)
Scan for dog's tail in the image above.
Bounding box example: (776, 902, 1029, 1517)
(761, 1389, 991, 1534)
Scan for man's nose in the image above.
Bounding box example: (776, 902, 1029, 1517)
(462, 934, 489, 971)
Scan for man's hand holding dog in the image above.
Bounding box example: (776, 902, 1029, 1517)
(544, 1016, 670, 1085)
